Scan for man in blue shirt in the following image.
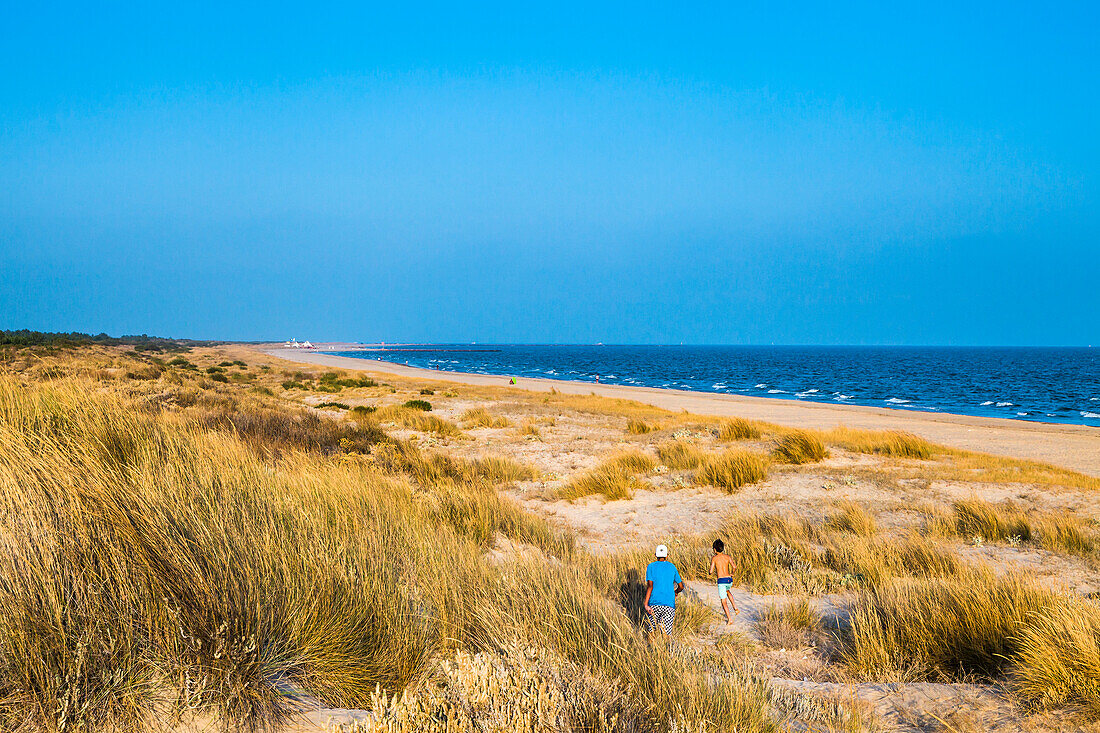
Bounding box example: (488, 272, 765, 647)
(644, 544, 684, 636)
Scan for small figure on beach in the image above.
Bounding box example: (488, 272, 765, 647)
(595, 375, 599, 383)
(509, 377, 516, 385)
(644, 544, 684, 637)
(710, 538, 739, 624)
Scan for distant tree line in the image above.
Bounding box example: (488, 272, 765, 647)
(0, 330, 215, 352)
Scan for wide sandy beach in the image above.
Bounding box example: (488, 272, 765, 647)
(264, 346, 1100, 476)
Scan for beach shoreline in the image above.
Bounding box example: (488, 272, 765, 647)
(260, 345, 1100, 477)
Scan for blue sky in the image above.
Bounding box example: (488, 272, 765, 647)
(2, 2, 1097, 344)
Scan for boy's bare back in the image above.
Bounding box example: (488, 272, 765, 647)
(711, 552, 734, 578)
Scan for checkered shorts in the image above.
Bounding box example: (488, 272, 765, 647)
(647, 604, 675, 634)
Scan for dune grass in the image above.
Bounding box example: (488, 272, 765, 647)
(755, 598, 820, 650)
(656, 440, 706, 470)
(825, 500, 878, 536)
(772, 430, 828, 464)
(823, 427, 936, 459)
(839, 568, 1100, 714)
(927, 499, 1097, 556)
(625, 417, 658, 434)
(717, 417, 763, 441)
(0, 376, 780, 732)
(459, 407, 512, 429)
(374, 404, 464, 438)
(558, 451, 656, 502)
(694, 449, 769, 493)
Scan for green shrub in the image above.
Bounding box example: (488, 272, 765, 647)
(209, 373, 229, 383)
(316, 402, 349, 410)
(205, 366, 224, 374)
(419, 388, 435, 395)
(403, 400, 432, 412)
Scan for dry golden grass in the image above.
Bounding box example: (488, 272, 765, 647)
(694, 449, 769, 493)
(625, 417, 658, 434)
(842, 570, 1055, 681)
(374, 405, 465, 437)
(823, 426, 936, 459)
(558, 451, 657, 502)
(656, 440, 706, 470)
(459, 407, 512, 429)
(517, 421, 542, 439)
(772, 430, 828, 464)
(755, 598, 820, 650)
(930, 449, 1100, 492)
(1011, 596, 1100, 716)
(925, 499, 1097, 556)
(717, 417, 763, 441)
(825, 500, 878, 536)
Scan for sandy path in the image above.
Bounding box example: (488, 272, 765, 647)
(262, 347, 1100, 477)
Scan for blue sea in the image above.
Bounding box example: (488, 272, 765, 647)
(330, 346, 1100, 426)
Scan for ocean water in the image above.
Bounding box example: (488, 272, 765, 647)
(330, 346, 1100, 426)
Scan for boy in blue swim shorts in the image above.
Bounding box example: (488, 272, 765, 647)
(710, 538, 739, 624)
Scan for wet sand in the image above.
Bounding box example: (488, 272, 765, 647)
(262, 347, 1100, 477)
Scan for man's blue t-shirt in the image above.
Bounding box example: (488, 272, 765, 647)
(646, 560, 682, 607)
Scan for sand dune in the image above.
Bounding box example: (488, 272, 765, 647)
(265, 347, 1100, 477)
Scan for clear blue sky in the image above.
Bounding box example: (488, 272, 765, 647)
(2, 2, 1097, 345)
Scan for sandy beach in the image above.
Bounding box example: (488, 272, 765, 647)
(264, 346, 1100, 477)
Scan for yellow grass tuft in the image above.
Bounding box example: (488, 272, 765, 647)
(824, 427, 936, 459)
(694, 450, 768, 493)
(375, 405, 465, 438)
(772, 430, 828, 464)
(825, 500, 877, 536)
(755, 598, 820, 649)
(626, 417, 659, 434)
(558, 451, 656, 502)
(717, 417, 763, 441)
(656, 440, 706, 470)
(1011, 596, 1100, 715)
(459, 407, 512, 429)
(841, 570, 1057, 682)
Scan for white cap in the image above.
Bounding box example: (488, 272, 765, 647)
(655, 544, 668, 558)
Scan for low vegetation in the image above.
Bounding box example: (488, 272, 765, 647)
(772, 430, 828, 464)
(755, 598, 821, 650)
(824, 427, 935, 459)
(460, 407, 512, 429)
(626, 417, 658, 434)
(717, 417, 763, 441)
(840, 569, 1100, 714)
(374, 405, 463, 438)
(656, 440, 706, 470)
(825, 500, 877, 536)
(558, 451, 656, 501)
(694, 449, 769, 493)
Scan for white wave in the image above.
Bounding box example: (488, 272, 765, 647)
(1092, 397, 1099, 401)
(981, 401, 994, 406)
(885, 398, 911, 404)
(767, 389, 786, 394)
(996, 401, 1014, 407)
(754, 383, 768, 389)
(1082, 411, 1100, 419)
(834, 393, 853, 400)
(712, 383, 727, 389)
(1016, 412, 1028, 416)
